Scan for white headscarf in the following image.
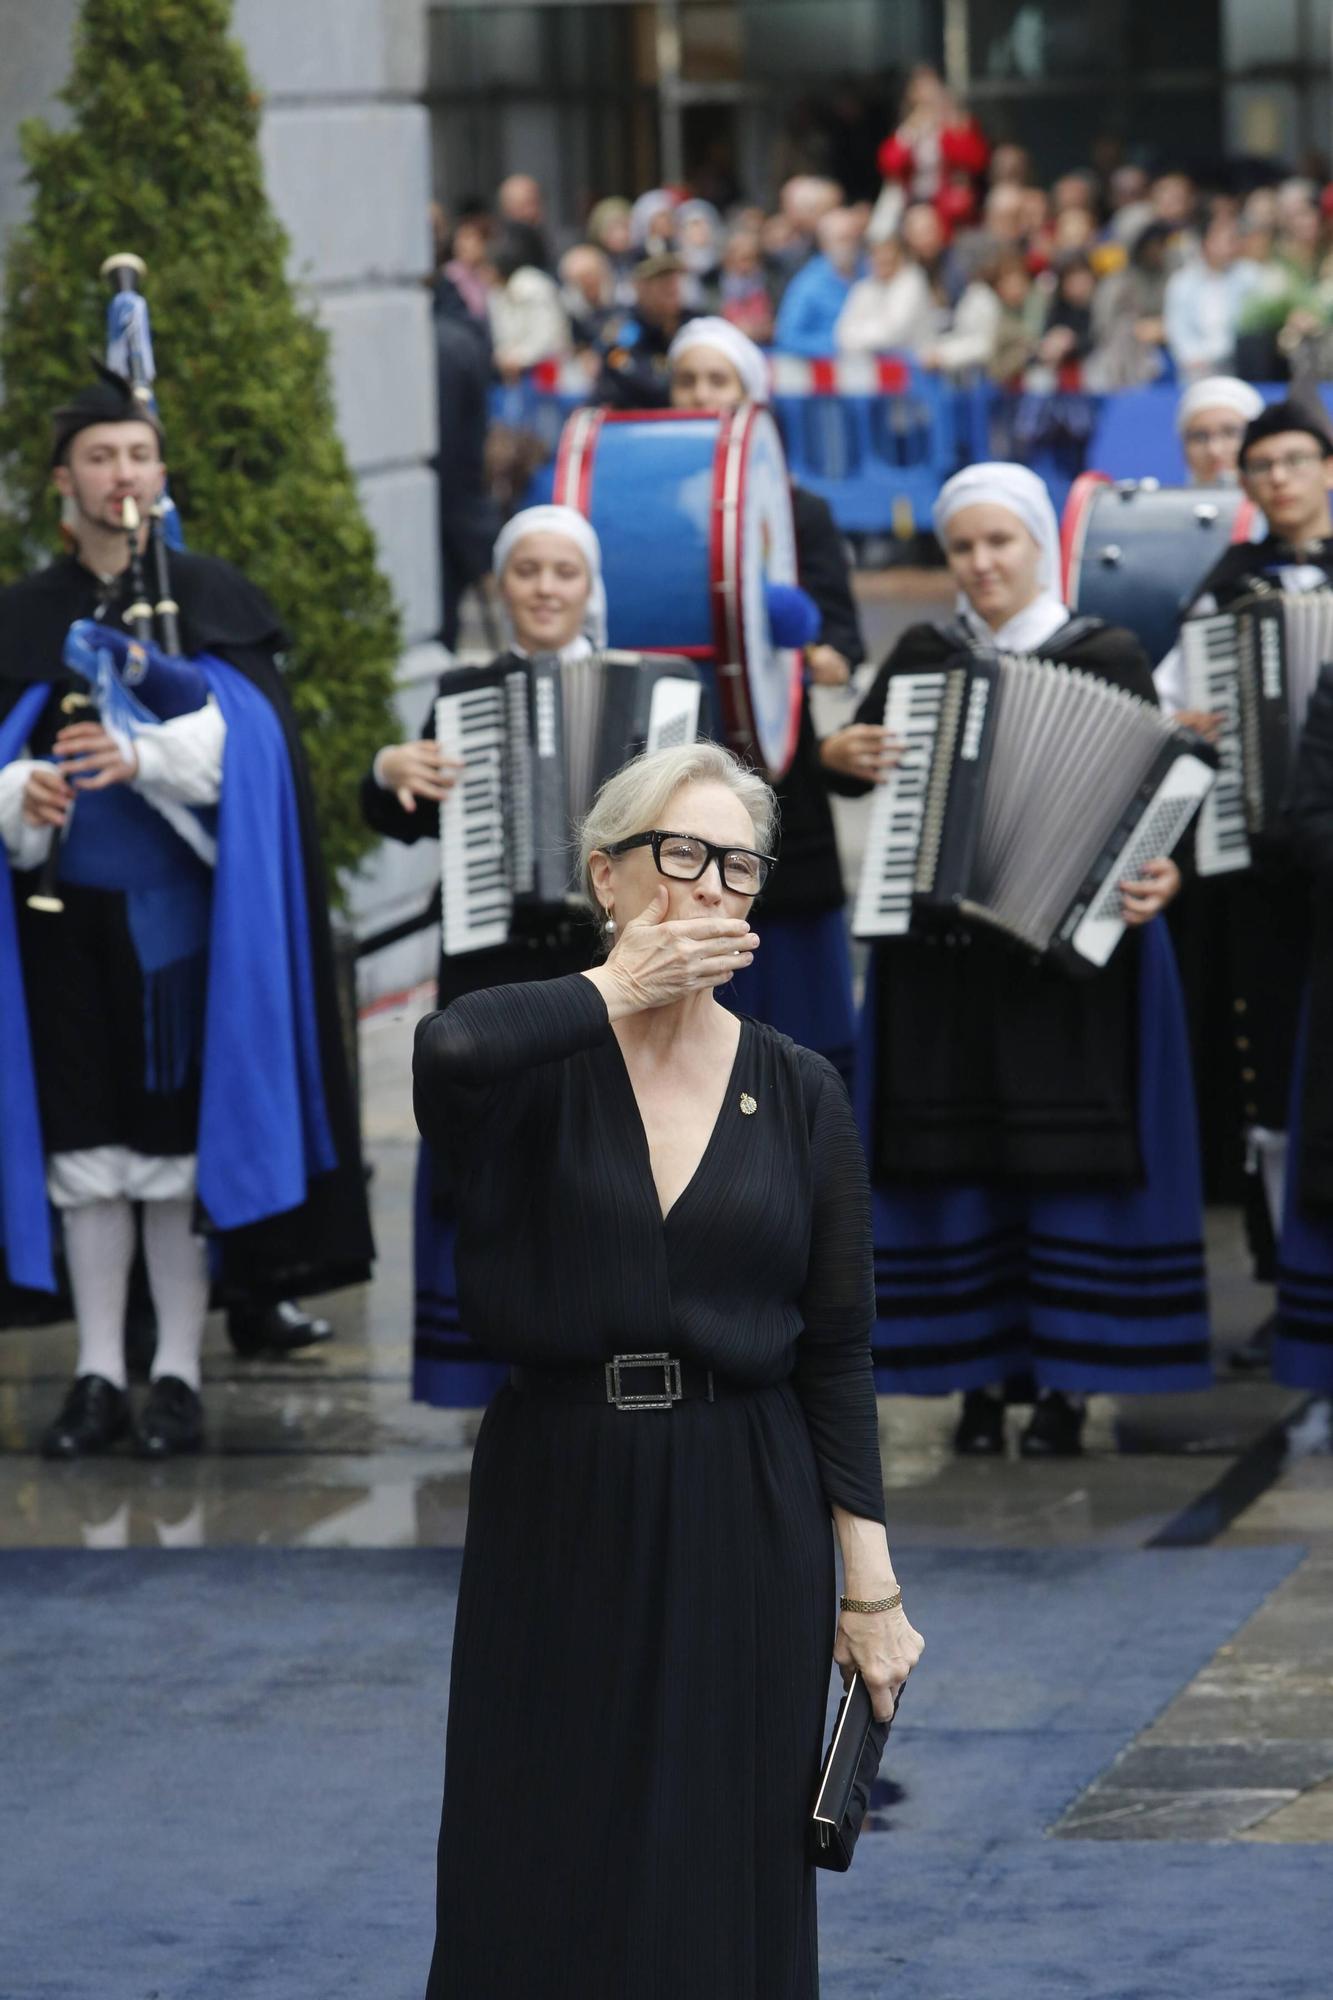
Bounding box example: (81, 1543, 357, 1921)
(932, 461, 1068, 653)
(630, 188, 677, 250)
(1175, 376, 1264, 436)
(667, 317, 769, 405)
(492, 504, 607, 650)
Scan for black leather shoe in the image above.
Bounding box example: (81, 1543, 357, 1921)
(1020, 1392, 1086, 1459)
(226, 1299, 334, 1358)
(1229, 1313, 1276, 1374)
(134, 1376, 204, 1459)
(954, 1389, 1006, 1456)
(40, 1375, 131, 1460)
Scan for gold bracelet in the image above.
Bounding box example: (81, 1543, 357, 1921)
(840, 1590, 902, 1615)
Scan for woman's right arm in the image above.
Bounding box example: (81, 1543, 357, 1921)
(413, 893, 760, 1143)
(820, 653, 900, 795)
(413, 972, 612, 1153)
(359, 695, 460, 846)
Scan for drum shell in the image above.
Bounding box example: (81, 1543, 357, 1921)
(1063, 479, 1253, 663)
(553, 405, 802, 777)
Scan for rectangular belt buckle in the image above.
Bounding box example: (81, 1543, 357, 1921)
(605, 1352, 682, 1411)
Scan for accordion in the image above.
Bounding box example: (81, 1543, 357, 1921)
(1181, 591, 1333, 875)
(436, 649, 703, 956)
(852, 652, 1216, 973)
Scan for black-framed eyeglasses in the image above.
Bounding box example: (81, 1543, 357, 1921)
(604, 829, 776, 896)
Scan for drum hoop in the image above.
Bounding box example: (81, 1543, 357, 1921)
(552, 404, 605, 517)
(1060, 469, 1112, 606)
(715, 404, 803, 777)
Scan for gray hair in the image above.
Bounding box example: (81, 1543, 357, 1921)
(576, 740, 778, 914)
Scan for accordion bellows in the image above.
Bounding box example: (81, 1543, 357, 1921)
(853, 652, 1216, 973)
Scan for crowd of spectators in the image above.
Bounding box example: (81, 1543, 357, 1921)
(430, 65, 1333, 410)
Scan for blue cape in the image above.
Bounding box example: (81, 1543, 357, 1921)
(0, 656, 335, 1292)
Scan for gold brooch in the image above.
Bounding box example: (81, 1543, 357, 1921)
(739, 1093, 757, 1116)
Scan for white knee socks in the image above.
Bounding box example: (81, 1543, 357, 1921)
(64, 1197, 136, 1389)
(143, 1197, 210, 1392)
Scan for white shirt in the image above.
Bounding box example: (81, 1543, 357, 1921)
(0, 696, 226, 871)
(958, 591, 1071, 656)
(1154, 560, 1328, 713)
(835, 265, 937, 355)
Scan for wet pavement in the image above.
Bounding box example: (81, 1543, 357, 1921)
(1, 568, 1329, 1865)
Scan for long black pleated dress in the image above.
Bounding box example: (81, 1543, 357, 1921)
(412, 974, 886, 2000)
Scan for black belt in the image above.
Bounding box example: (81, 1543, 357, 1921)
(510, 1352, 738, 1411)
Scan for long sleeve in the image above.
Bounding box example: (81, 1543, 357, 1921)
(0, 759, 50, 870)
(413, 970, 610, 1147)
(929, 283, 1000, 372)
(792, 1058, 885, 1521)
(131, 695, 226, 807)
(822, 653, 896, 798)
(835, 268, 933, 354)
(774, 260, 847, 357)
(359, 694, 442, 846)
(792, 486, 865, 666)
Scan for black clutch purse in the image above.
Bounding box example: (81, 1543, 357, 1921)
(808, 1673, 902, 1871)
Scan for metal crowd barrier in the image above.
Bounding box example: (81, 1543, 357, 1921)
(491, 359, 1293, 535)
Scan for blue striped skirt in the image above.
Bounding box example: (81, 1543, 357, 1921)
(412, 1143, 509, 1410)
(1275, 1006, 1333, 1392)
(855, 921, 1213, 1396)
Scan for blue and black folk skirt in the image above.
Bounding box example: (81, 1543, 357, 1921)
(413, 1144, 508, 1409)
(1275, 1007, 1333, 1393)
(856, 921, 1214, 1397)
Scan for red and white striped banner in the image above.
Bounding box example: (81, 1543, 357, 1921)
(766, 354, 911, 398)
(526, 357, 596, 396)
(524, 352, 912, 400)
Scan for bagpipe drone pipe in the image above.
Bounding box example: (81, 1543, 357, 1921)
(851, 651, 1218, 974)
(28, 253, 196, 915)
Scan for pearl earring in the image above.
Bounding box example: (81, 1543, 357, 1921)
(603, 910, 616, 938)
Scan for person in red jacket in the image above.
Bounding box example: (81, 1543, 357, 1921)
(877, 65, 989, 236)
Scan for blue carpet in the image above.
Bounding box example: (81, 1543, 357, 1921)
(1, 1544, 1323, 2000)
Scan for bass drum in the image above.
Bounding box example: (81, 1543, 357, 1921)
(553, 405, 803, 779)
(1062, 474, 1258, 664)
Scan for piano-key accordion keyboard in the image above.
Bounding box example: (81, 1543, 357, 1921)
(852, 652, 1216, 973)
(435, 650, 702, 956)
(1181, 590, 1333, 875)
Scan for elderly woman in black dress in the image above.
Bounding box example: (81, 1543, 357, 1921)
(413, 738, 923, 2000)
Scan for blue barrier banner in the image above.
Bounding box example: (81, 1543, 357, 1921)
(489, 363, 1309, 537)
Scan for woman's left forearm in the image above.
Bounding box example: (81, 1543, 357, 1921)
(832, 1504, 899, 1596)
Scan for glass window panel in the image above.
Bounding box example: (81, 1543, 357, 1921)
(969, 1, 1126, 80)
(1223, 0, 1300, 68)
(738, 1, 931, 82)
(1131, 0, 1221, 70)
(1225, 81, 1301, 157)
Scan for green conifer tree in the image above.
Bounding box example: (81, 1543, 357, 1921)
(0, 0, 402, 881)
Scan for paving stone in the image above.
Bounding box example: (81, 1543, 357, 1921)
(1242, 1775, 1333, 1843)
(1100, 1740, 1333, 1793)
(1055, 1786, 1298, 1840)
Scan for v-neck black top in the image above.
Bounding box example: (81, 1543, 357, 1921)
(413, 970, 884, 1522)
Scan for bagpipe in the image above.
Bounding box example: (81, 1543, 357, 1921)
(29, 253, 202, 914)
